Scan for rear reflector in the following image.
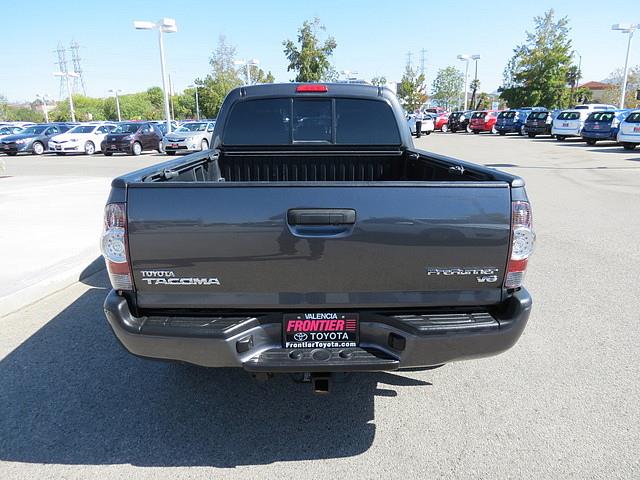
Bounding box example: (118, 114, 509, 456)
(505, 201, 535, 289)
(296, 84, 328, 93)
(101, 203, 133, 291)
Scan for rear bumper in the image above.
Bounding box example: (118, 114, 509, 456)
(582, 130, 615, 140)
(495, 125, 518, 133)
(617, 132, 640, 144)
(104, 289, 532, 372)
(526, 125, 549, 134)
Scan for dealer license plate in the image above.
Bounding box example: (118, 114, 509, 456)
(283, 313, 359, 348)
(563, 122, 569, 127)
(171, 143, 178, 148)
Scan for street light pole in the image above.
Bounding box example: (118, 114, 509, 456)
(188, 84, 200, 120)
(612, 23, 639, 109)
(457, 54, 471, 110)
(234, 59, 260, 85)
(53, 71, 79, 122)
(470, 54, 481, 108)
(108, 89, 122, 121)
(134, 18, 177, 134)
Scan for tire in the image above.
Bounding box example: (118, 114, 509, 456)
(84, 141, 95, 155)
(473, 130, 479, 134)
(586, 139, 597, 146)
(622, 143, 636, 150)
(200, 138, 209, 150)
(556, 135, 566, 141)
(450, 127, 457, 133)
(32, 142, 44, 155)
(55, 152, 66, 156)
(528, 133, 536, 138)
(441, 124, 449, 133)
(499, 132, 506, 136)
(7, 152, 17, 156)
(166, 151, 176, 156)
(104, 151, 113, 156)
(424, 131, 431, 135)
(131, 141, 142, 156)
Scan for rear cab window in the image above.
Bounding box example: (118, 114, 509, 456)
(471, 112, 486, 119)
(557, 112, 580, 120)
(587, 112, 615, 122)
(625, 112, 640, 123)
(499, 111, 517, 119)
(223, 97, 402, 145)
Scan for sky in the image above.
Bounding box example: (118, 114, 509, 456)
(1, 0, 638, 102)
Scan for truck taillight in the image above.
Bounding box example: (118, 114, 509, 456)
(100, 203, 133, 291)
(505, 201, 535, 289)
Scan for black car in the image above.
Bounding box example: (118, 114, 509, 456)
(101, 122, 163, 156)
(447, 110, 474, 133)
(0, 123, 72, 155)
(525, 110, 553, 138)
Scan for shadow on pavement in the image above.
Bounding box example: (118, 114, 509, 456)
(0, 270, 431, 467)
(79, 257, 105, 286)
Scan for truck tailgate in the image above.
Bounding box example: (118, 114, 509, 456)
(127, 183, 511, 310)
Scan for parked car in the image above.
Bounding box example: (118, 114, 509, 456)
(0, 123, 72, 156)
(407, 113, 435, 136)
(101, 83, 534, 390)
(101, 122, 163, 156)
(434, 112, 450, 132)
(581, 110, 630, 145)
(616, 110, 640, 150)
(448, 110, 474, 133)
(552, 109, 598, 140)
(495, 110, 531, 136)
(0, 125, 24, 139)
(49, 123, 117, 155)
(470, 110, 499, 134)
(525, 110, 555, 138)
(573, 103, 617, 111)
(161, 120, 216, 155)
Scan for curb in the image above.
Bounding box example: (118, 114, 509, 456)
(0, 257, 105, 318)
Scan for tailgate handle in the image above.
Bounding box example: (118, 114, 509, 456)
(287, 209, 356, 226)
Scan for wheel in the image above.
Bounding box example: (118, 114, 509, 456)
(441, 124, 449, 133)
(622, 143, 637, 150)
(585, 139, 597, 146)
(55, 152, 66, 156)
(556, 135, 566, 141)
(7, 152, 17, 156)
(166, 151, 176, 156)
(131, 141, 142, 156)
(528, 133, 536, 138)
(32, 142, 44, 155)
(473, 130, 479, 134)
(466, 125, 472, 133)
(84, 141, 95, 155)
(450, 127, 457, 133)
(424, 131, 431, 135)
(104, 151, 113, 156)
(200, 138, 209, 150)
(499, 132, 506, 136)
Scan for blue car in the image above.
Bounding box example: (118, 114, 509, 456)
(495, 107, 546, 136)
(581, 110, 631, 145)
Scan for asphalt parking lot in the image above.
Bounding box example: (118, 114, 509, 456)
(1, 135, 639, 479)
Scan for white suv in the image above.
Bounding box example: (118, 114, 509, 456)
(616, 110, 640, 150)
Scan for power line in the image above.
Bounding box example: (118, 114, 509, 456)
(406, 51, 413, 69)
(420, 49, 427, 76)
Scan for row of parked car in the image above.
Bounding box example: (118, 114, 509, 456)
(0, 119, 217, 157)
(409, 104, 640, 150)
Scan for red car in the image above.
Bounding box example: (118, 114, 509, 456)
(433, 113, 449, 132)
(470, 110, 500, 134)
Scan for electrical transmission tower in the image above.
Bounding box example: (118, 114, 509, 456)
(420, 49, 427, 76)
(70, 41, 86, 95)
(406, 51, 413, 69)
(55, 43, 68, 99)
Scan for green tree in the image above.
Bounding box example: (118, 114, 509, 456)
(431, 66, 463, 110)
(371, 76, 387, 87)
(197, 36, 244, 118)
(397, 65, 427, 112)
(0, 94, 8, 120)
(283, 17, 337, 82)
(50, 95, 106, 122)
(249, 65, 275, 84)
(499, 9, 575, 108)
(600, 66, 640, 108)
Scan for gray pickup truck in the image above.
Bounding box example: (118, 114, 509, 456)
(102, 83, 534, 391)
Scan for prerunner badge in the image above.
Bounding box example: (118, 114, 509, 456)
(283, 313, 359, 348)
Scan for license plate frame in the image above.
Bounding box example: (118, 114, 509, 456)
(283, 313, 359, 349)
